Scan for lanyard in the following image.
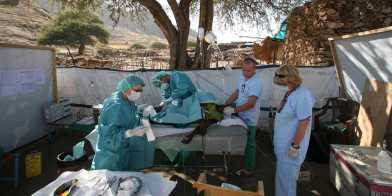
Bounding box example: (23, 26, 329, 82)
(277, 85, 299, 113)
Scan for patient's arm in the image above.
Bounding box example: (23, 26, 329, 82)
(224, 90, 239, 106)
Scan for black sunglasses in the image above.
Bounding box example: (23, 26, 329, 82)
(133, 89, 143, 92)
(275, 73, 287, 78)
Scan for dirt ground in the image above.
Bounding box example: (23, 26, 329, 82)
(0, 129, 339, 196)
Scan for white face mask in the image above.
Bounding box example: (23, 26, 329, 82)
(161, 83, 169, 89)
(127, 92, 141, 101)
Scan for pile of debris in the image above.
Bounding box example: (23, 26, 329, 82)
(56, 48, 171, 70)
(56, 44, 254, 69)
(282, 0, 392, 66)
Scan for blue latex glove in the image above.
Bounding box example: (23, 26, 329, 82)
(64, 155, 74, 161)
(171, 99, 183, 107)
(72, 141, 85, 159)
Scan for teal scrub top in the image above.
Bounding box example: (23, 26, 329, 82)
(152, 72, 202, 125)
(91, 91, 154, 171)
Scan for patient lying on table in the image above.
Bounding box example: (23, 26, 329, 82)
(181, 92, 224, 144)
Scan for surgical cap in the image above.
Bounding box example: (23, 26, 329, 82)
(116, 75, 145, 92)
(152, 71, 171, 87)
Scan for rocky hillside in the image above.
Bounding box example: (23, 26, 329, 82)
(282, 0, 392, 66)
(0, 0, 196, 47)
(35, 0, 168, 46)
(0, 1, 51, 45)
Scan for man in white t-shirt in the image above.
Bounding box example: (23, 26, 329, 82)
(223, 57, 262, 175)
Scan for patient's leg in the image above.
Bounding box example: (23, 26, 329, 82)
(181, 119, 217, 144)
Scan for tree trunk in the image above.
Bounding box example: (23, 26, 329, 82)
(78, 44, 85, 55)
(167, 27, 189, 69)
(194, 0, 214, 69)
(168, 40, 178, 68)
(176, 23, 190, 69)
(141, 0, 192, 69)
(66, 46, 76, 66)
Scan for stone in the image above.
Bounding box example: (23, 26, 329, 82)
(353, 22, 365, 28)
(318, 11, 327, 17)
(277, 0, 392, 66)
(0, 0, 20, 6)
(384, 17, 392, 25)
(382, 7, 392, 14)
(327, 9, 337, 16)
(327, 22, 344, 29)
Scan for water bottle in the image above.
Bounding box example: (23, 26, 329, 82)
(377, 140, 392, 174)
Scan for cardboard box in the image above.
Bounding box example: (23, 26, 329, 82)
(330, 145, 392, 196)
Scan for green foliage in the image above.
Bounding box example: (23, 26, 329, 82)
(38, 10, 110, 54)
(50, 0, 101, 11)
(187, 41, 197, 48)
(214, 0, 306, 31)
(150, 42, 168, 49)
(129, 43, 146, 50)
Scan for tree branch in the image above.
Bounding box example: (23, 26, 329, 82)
(167, 0, 190, 30)
(180, 0, 193, 16)
(139, 0, 178, 41)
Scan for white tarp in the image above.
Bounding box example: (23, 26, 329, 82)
(57, 66, 339, 129)
(333, 29, 392, 102)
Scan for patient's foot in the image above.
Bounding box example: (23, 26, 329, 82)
(181, 134, 194, 144)
(235, 169, 255, 176)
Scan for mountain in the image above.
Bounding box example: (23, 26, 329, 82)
(0, 0, 197, 48)
(0, 1, 51, 45)
(35, 0, 197, 47)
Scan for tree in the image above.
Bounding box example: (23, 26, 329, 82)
(54, 0, 304, 69)
(193, 0, 214, 69)
(38, 10, 110, 55)
(193, 0, 306, 68)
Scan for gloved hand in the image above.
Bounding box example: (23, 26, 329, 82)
(143, 105, 157, 118)
(171, 99, 182, 107)
(158, 101, 166, 107)
(171, 99, 179, 106)
(159, 97, 173, 107)
(288, 145, 299, 158)
(223, 107, 235, 116)
(124, 127, 146, 138)
(137, 104, 148, 112)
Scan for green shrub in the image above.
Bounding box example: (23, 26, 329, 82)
(187, 41, 197, 48)
(129, 43, 146, 50)
(150, 42, 168, 49)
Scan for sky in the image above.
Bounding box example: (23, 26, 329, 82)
(158, 0, 282, 43)
(189, 15, 276, 43)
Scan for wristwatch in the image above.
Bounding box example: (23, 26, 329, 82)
(291, 142, 300, 149)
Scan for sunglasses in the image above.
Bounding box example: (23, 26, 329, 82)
(132, 89, 143, 92)
(275, 73, 287, 78)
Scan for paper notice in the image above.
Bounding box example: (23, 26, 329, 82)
(18, 70, 36, 83)
(19, 82, 35, 94)
(35, 70, 45, 85)
(0, 84, 19, 97)
(1, 70, 19, 85)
